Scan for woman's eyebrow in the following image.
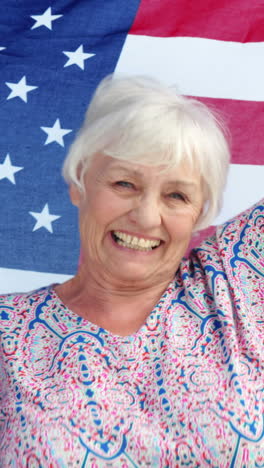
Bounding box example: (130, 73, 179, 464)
(108, 165, 142, 177)
(165, 180, 200, 189)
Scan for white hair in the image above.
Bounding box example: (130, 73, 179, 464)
(63, 74, 230, 231)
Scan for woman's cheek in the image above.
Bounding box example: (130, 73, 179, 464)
(169, 215, 196, 242)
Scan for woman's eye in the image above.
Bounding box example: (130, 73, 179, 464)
(168, 192, 186, 201)
(115, 180, 134, 189)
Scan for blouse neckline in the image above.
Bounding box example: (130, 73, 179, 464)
(48, 280, 175, 342)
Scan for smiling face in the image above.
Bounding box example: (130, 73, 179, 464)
(70, 154, 203, 290)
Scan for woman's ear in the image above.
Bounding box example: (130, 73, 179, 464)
(69, 184, 81, 207)
(69, 163, 86, 207)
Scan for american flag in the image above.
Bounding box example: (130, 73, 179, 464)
(0, 0, 263, 294)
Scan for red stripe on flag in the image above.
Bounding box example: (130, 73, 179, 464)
(131, 0, 264, 41)
(194, 97, 264, 165)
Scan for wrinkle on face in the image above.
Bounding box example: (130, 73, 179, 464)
(70, 154, 204, 292)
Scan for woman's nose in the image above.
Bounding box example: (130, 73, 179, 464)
(128, 196, 162, 229)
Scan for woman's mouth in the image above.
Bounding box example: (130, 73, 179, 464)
(111, 231, 161, 251)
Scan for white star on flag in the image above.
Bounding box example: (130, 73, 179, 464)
(63, 44, 95, 70)
(0, 47, 6, 51)
(30, 7, 62, 30)
(29, 203, 61, 233)
(0, 154, 23, 184)
(40, 118, 72, 147)
(5, 76, 38, 103)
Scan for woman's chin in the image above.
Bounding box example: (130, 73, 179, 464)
(107, 261, 157, 285)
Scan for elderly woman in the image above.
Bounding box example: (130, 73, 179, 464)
(0, 75, 263, 467)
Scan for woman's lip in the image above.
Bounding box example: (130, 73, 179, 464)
(110, 229, 163, 242)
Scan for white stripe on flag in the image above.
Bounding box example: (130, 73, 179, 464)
(0, 268, 72, 295)
(214, 163, 264, 224)
(115, 35, 264, 101)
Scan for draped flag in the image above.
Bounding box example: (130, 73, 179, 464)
(0, 0, 263, 293)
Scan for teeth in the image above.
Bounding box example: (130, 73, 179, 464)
(113, 231, 161, 250)
(116, 240, 152, 251)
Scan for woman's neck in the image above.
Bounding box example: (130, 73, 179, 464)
(54, 267, 172, 336)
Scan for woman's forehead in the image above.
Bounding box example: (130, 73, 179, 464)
(87, 153, 200, 185)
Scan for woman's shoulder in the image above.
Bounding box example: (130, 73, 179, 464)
(0, 284, 52, 305)
(214, 198, 263, 268)
(0, 285, 53, 332)
(216, 197, 263, 243)
(193, 198, 263, 261)
(183, 199, 264, 304)
(182, 199, 263, 288)
(177, 199, 263, 328)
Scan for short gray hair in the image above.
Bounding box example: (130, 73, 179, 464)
(63, 74, 230, 231)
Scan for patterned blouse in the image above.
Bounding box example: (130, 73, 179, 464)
(0, 200, 263, 467)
